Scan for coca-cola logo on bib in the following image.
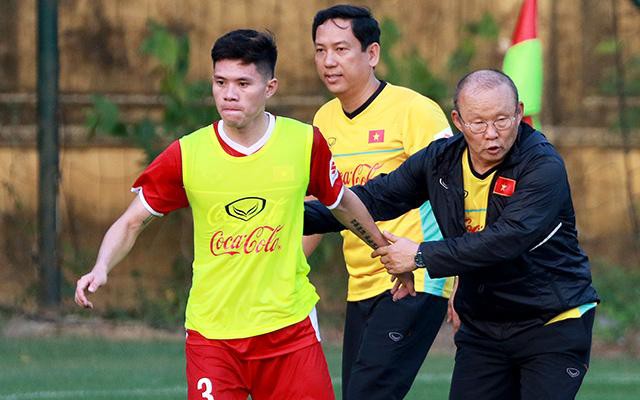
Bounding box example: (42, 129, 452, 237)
(225, 197, 266, 221)
(210, 225, 283, 256)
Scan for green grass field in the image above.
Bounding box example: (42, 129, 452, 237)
(1, 337, 638, 399)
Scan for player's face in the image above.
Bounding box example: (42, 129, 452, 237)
(212, 59, 277, 130)
(314, 18, 379, 99)
(452, 84, 523, 173)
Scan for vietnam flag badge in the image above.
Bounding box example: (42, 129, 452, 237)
(368, 129, 384, 143)
(493, 176, 516, 197)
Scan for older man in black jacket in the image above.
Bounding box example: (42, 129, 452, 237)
(304, 69, 599, 400)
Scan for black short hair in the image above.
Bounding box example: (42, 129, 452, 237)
(211, 29, 277, 79)
(453, 69, 519, 111)
(312, 4, 380, 51)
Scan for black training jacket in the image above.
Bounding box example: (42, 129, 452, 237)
(304, 123, 599, 324)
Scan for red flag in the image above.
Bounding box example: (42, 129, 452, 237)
(368, 129, 385, 143)
(511, 0, 537, 44)
(493, 176, 517, 197)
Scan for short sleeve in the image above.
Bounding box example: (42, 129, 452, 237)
(131, 140, 189, 215)
(403, 95, 452, 156)
(307, 127, 345, 209)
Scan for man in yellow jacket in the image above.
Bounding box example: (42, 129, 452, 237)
(305, 5, 456, 399)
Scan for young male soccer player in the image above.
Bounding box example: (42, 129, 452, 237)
(305, 5, 456, 399)
(75, 29, 392, 400)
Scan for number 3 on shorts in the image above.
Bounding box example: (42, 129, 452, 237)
(197, 377, 214, 400)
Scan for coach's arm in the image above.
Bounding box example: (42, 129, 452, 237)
(327, 187, 416, 296)
(304, 147, 430, 235)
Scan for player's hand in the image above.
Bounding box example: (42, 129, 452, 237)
(371, 231, 419, 274)
(446, 297, 461, 333)
(74, 269, 108, 309)
(446, 277, 461, 333)
(390, 272, 416, 301)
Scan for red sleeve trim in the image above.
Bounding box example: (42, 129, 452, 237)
(131, 140, 189, 214)
(307, 127, 344, 207)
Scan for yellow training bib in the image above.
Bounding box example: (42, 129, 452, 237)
(180, 117, 318, 339)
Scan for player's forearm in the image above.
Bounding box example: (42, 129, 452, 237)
(92, 213, 152, 275)
(302, 234, 323, 257)
(330, 188, 387, 249)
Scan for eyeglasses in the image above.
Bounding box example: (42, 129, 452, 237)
(457, 109, 520, 135)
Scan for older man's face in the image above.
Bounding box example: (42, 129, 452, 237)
(452, 84, 523, 174)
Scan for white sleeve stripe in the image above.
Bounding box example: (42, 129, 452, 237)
(530, 222, 562, 252)
(131, 187, 164, 217)
(325, 185, 345, 210)
(433, 127, 453, 140)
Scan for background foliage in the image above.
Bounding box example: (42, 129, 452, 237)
(86, 21, 219, 161)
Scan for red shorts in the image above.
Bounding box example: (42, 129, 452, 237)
(185, 316, 335, 400)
